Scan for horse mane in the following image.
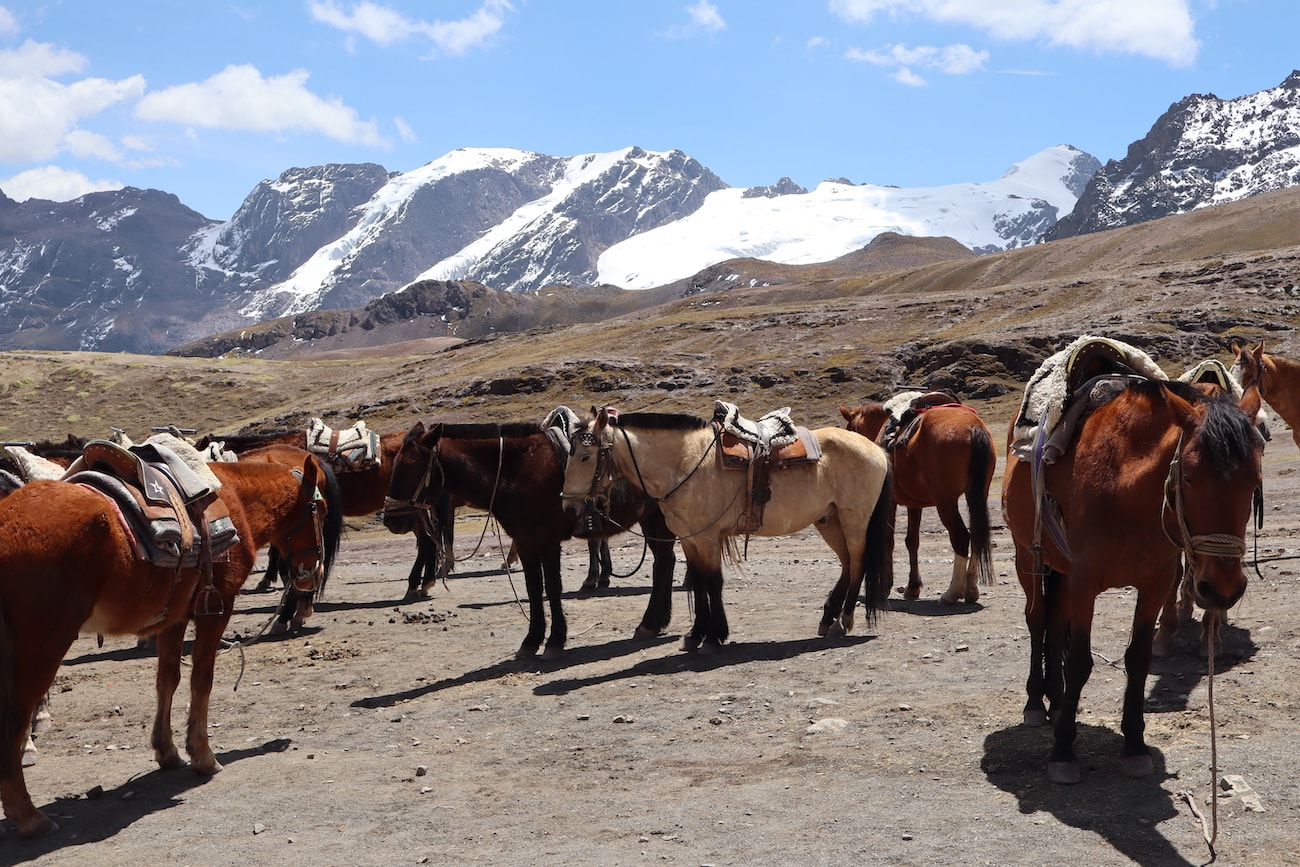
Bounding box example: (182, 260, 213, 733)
(194, 430, 300, 451)
(1131, 378, 1260, 474)
(612, 412, 709, 431)
(431, 421, 543, 439)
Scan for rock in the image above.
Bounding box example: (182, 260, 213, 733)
(806, 718, 850, 734)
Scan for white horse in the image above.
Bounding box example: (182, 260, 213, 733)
(562, 407, 893, 650)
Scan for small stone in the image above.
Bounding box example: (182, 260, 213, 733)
(901, 833, 914, 841)
(416, 765, 428, 777)
(955, 644, 970, 653)
(253, 822, 266, 835)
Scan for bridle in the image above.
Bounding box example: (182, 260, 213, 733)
(382, 436, 446, 523)
(1160, 429, 1252, 567)
(281, 467, 327, 592)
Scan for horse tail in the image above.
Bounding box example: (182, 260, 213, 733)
(966, 425, 996, 587)
(860, 462, 895, 626)
(318, 460, 345, 595)
(0, 597, 17, 779)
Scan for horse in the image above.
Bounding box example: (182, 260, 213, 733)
(561, 407, 893, 651)
(0, 454, 337, 836)
(1002, 353, 1263, 784)
(1230, 339, 1299, 442)
(840, 394, 996, 604)
(382, 420, 677, 660)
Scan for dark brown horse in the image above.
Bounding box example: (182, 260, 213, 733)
(383, 421, 677, 660)
(0, 455, 335, 836)
(1003, 369, 1262, 784)
(840, 396, 996, 603)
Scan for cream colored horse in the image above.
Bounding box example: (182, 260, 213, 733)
(561, 408, 893, 651)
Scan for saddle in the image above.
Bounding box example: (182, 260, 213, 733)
(713, 402, 822, 534)
(307, 418, 380, 470)
(879, 390, 962, 450)
(64, 440, 239, 574)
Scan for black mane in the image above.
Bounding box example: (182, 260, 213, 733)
(432, 422, 543, 439)
(613, 412, 709, 432)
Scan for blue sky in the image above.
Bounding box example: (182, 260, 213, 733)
(1, 1, 1296, 220)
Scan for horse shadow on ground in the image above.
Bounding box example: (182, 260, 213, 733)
(1148, 618, 1258, 714)
(1, 738, 291, 860)
(349, 633, 875, 708)
(886, 597, 985, 617)
(983, 723, 1202, 867)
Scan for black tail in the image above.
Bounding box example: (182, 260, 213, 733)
(860, 464, 895, 626)
(967, 425, 995, 587)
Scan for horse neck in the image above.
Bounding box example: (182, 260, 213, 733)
(437, 433, 556, 510)
(613, 425, 713, 500)
(214, 464, 305, 549)
(1262, 353, 1300, 429)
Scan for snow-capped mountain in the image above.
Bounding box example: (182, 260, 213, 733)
(1051, 70, 1300, 239)
(231, 146, 726, 319)
(597, 145, 1099, 291)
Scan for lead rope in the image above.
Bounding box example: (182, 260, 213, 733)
(1181, 624, 1218, 855)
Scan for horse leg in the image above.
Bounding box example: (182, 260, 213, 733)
(1119, 588, 1165, 778)
(599, 540, 613, 587)
(403, 533, 432, 603)
(635, 509, 677, 639)
(580, 539, 603, 593)
(1014, 543, 1051, 727)
(815, 513, 851, 636)
(0, 644, 66, 837)
(541, 545, 567, 661)
(935, 500, 975, 604)
(184, 610, 236, 775)
(681, 542, 725, 651)
(1153, 577, 1179, 658)
(1049, 588, 1095, 784)
(21, 693, 52, 768)
(903, 506, 924, 599)
(516, 556, 547, 659)
(151, 620, 188, 770)
(254, 547, 280, 592)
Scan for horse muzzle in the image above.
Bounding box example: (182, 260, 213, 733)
(1191, 560, 1247, 612)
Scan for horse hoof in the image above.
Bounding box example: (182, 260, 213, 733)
(541, 645, 565, 661)
(401, 589, 427, 604)
(824, 621, 847, 639)
(1022, 708, 1048, 727)
(515, 645, 540, 660)
(22, 745, 37, 767)
(1048, 761, 1082, 784)
(578, 581, 598, 594)
(1121, 754, 1154, 778)
(17, 812, 59, 838)
(681, 635, 703, 653)
(939, 590, 961, 605)
(192, 758, 224, 776)
(904, 587, 921, 600)
(269, 620, 290, 636)
(156, 752, 186, 770)
(963, 591, 979, 604)
(633, 625, 659, 641)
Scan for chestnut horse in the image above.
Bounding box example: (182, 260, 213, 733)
(840, 396, 995, 603)
(383, 421, 678, 660)
(0, 455, 335, 836)
(561, 408, 893, 651)
(1003, 372, 1262, 784)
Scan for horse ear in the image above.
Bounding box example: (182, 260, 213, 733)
(1253, 340, 1265, 355)
(839, 406, 854, 422)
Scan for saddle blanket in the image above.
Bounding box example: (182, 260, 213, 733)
(1011, 335, 1166, 461)
(308, 419, 380, 468)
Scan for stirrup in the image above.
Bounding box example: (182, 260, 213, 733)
(193, 585, 225, 616)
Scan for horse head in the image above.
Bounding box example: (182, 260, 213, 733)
(1230, 339, 1267, 397)
(382, 421, 441, 535)
(282, 455, 331, 593)
(839, 403, 889, 441)
(560, 406, 619, 537)
(1165, 382, 1264, 613)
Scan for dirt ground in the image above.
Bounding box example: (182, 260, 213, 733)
(6, 433, 1300, 866)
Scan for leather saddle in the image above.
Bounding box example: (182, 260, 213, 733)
(66, 440, 238, 570)
(717, 425, 822, 534)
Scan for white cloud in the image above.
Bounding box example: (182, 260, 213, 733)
(308, 0, 512, 56)
(847, 42, 989, 83)
(65, 129, 122, 161)
(0, 165, 123, 203)
(133, 64, 387, 146)
(829, 0, 1199, 66)
(0, 39, 87, 77)
(394, 115, 416, 143)
(0, 6, 16, 39)
(687, 1, 726, 33)
(0, 74, 146, 161)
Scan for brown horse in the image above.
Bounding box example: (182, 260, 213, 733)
(1230, 339, 1299, 441)
(1003, 368, 1262, 784)
(840, 396, 995, 603)
(383, 421, 677, 660)
(0, 455, 335, 836)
